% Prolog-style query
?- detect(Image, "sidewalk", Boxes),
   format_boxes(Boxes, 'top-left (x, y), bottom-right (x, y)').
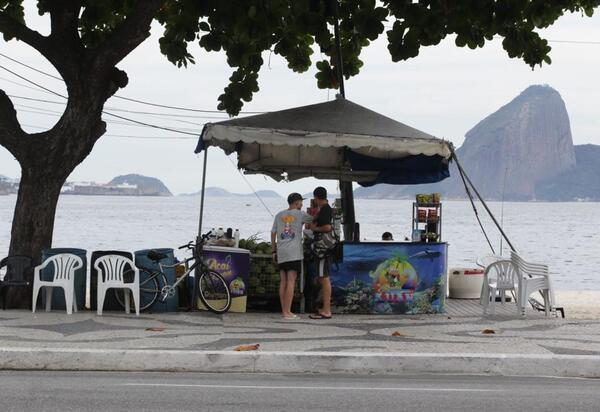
top-left (1, 306), bottom-right (600, 377)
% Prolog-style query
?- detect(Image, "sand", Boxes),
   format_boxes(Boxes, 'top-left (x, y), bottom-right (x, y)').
top-left (556, 291), bottom-right (600, 320)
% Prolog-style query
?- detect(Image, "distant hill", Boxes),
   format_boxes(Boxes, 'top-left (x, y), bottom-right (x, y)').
top-left (108, 174), bottom-right (172, 196)
top-left (355, 85), bottom-right (597, 202)
top-left (183, 186), bottom-right (282, 198)
top-left (536, 144), bottom-right (600, 201)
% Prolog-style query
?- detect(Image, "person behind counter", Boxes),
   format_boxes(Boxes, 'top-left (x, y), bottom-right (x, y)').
top-left (271, 193), bottom-right (314, 320)
top-left (309, 186), bottom-right (333, 320)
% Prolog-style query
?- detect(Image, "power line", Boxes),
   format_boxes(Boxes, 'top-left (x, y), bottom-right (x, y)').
top-left (0, 64), bottom-right (201, 137)
top-left (381, 28), bottom-right (600, 45)
top-left (546, 39), bottom-right (600, 44)
top-left (3, 92), bottom-right (229, 120)
top-left (20, 122), bottom-right (196, 139)
top-left (0, 52), bottom-right (265, 114)
top-left (111, 94), bottom-right (264, 114)
top-left (14, 106), bottom-right (204, 131)
top-left (0, 52), bottom-right (63, 80)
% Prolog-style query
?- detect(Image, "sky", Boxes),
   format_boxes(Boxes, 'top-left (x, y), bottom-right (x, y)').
top-left (1, 3), bottom-right (599, 196)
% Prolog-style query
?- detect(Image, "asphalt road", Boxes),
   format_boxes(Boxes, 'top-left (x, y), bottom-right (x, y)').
top-left (1, 371), bottom-right (600, 411)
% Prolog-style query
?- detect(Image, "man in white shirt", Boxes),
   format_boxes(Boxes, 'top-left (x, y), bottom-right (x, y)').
top-left (271, 193), bottom-right (313, 319)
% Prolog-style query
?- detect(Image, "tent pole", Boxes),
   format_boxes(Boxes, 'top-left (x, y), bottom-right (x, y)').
top-left (197, 148), bottom-right (209, 240)
top-left (333, 0), bottom-right (355, 240)
top-left (340, 181), bottom-right (356, 241)
top-left (451, 150), bottom-right (516, 252)
top-left (332, 0), bottom-right (345, 99)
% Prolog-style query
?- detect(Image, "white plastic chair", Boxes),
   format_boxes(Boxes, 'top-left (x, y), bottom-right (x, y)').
top-left (94, 255), bottom-right (140, 316)
top-left (480, 260), bottom-right (518, 315)
top-left (476, 254), bottom-right (505, 269)
top-left (32, 253), bottom-right (82, 315)
top-left (511, 251), bottom-right (556, 317)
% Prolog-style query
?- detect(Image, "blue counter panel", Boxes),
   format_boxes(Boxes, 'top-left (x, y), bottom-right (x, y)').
top-left (330, 242), bottom-right (448, 314)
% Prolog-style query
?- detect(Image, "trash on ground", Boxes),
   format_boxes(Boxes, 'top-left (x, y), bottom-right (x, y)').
top-left (234, 344), bottom-right (260, 351)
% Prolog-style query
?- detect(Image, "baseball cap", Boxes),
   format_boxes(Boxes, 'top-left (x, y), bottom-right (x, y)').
top-left (313, 186), bottom-right (327, 200)
top-left (287, 192), bottom-right (305, 204)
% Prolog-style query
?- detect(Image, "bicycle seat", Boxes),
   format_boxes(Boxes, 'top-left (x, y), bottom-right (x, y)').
top-left (147, 250), bottom-right (168, 262)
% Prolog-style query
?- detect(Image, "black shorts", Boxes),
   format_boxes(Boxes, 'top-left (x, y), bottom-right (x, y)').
top-left (278, 260), bottom-right (302, 273)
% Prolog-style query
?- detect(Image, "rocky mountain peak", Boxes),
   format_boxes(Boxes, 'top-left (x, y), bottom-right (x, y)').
top-left (456, 84), bottom-right (576, 199)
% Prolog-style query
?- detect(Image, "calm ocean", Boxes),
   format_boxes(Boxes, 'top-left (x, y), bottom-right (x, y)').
top-left (1, 195), bottom-right (598, 290)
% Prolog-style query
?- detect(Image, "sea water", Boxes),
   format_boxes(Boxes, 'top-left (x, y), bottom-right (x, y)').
top-left (1, 195), bottom-right (598, 290)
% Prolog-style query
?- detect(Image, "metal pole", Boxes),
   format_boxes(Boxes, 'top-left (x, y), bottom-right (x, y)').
top-left (332, 0), bottom-right (356, 240)
top-left (197, 147), bottom-right (209, 239)
top-left (451, 150), bottom-right (516, 252)
top-left (332, 0), bottom-right (345, 99)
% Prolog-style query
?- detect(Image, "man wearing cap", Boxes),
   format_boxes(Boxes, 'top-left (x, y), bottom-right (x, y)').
top-left (309, 186), bottom-right (334, 320)
top-left (271, 193), bottom-right (313, 319)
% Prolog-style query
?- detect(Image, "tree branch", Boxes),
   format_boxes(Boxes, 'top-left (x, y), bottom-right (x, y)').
top-left (0, 11), bottom-right (49, 52)
top-left (94, 0), bottom-right (164, 68)
top-left (0, 89), bottom-right (25, 158)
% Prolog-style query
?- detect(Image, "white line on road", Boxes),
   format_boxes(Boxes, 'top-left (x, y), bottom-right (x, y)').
top-left (123, 383), bottom-right (502, 392)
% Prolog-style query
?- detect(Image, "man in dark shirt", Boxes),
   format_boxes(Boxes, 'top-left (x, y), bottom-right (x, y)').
top-left (309, 186), bottom-right (333, 319)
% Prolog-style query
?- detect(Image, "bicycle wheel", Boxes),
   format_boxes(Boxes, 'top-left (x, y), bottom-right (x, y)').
top-left (114, 269), bottom-right (164, 312)
top-left (197, 270), bottom-right (231, 314)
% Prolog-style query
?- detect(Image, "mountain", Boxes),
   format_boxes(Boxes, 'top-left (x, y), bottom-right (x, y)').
top-left (451, 84), bottom-right (575, 199)
top-left (536, 144), bottom-right (600, 201)
top-left (108, 174), bottom-right (172, 196)
top-left (183, 187), bottom-right (282, 198)
top-left (355, 85), bottom-right (591, 201)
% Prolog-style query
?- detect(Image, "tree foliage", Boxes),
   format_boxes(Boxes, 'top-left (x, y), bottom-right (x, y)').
top-left (1, 1), bottom-right (599, 116)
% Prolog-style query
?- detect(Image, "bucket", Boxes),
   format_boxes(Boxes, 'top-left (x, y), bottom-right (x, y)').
top-left (448, 267), bottom-right (484, 299)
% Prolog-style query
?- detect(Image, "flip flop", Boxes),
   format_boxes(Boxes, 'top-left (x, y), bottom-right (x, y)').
top-left (283, 314), bottom-right (298, 320)
top-left (309, 313), bottom-right (332, 320)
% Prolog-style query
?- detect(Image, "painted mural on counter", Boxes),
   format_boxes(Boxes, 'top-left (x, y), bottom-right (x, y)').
top-left (330, 243), bottom-right (447, 314)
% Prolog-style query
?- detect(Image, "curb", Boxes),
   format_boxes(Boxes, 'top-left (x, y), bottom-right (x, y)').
top-left (2, 348), bottom-right (600, 377)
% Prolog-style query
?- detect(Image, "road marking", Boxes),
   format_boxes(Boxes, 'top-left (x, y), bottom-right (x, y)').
top-left (123, 383), bottom-right (502, 392)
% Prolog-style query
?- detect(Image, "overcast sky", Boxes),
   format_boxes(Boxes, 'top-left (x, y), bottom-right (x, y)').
top-left (1, 3), bottom-right (599, 195)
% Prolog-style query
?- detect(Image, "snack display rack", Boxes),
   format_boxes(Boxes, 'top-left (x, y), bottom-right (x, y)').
top-left (412, 194), bottom-right (442, 242)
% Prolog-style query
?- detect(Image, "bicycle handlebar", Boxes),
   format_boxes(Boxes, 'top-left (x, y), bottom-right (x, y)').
top-left (177, 231), bottom-right (213, 250)
top-left (178, 242), bottom-right (193, 250)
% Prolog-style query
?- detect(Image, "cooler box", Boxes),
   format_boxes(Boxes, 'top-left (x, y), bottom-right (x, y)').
top-left (197, 246), bottom-right (250, 313)
top-left (134, 248), bottom-right (177, 312)
top-left (40, 248), bottom-right (87, 310)
top-left (449, 267), bottom-right (484, 299)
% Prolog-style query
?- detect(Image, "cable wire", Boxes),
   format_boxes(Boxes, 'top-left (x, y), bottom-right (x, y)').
top-left (0, 52), bottom-right (265, 114)
top-left (225, 155), bottom-right (274, 217)
top-left (0, 64), bottom-right (200, 137)
top-left (455, 157), bottom-right (497, 254)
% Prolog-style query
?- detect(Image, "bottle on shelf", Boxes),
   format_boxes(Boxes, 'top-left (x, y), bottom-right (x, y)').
top-left (234, 229), bottom-right (240, 248)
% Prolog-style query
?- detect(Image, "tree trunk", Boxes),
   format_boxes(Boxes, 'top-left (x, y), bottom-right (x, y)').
top-left (5, 164), bottom-right (65, 308)
top-left (4, 104), bottom-right (104, 308)
top-left (9, 166), bottom-right (64, 259)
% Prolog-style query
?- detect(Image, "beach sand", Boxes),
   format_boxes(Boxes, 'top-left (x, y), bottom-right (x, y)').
top-left (556, 291), bottom-right (600, 320)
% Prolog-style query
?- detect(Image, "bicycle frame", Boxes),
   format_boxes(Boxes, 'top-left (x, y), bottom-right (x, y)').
top-left (158, 257), bottom-right (204, 292)
top-left (152, 242), bottom-right (211, 300)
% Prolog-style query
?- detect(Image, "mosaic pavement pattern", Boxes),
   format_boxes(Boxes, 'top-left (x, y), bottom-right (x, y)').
top-left (1, 300), bottom-right (599, 356)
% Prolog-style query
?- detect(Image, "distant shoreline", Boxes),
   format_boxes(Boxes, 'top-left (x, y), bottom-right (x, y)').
top-left (1, 193), bottom-right (598, 203)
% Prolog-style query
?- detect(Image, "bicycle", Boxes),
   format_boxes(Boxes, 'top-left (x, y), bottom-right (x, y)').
top-left (114, 231), bottom-right (232, 314)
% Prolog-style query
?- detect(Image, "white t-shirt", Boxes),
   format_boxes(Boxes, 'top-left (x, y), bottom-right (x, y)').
top-left (271, 209), bottom-right (313, 263)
